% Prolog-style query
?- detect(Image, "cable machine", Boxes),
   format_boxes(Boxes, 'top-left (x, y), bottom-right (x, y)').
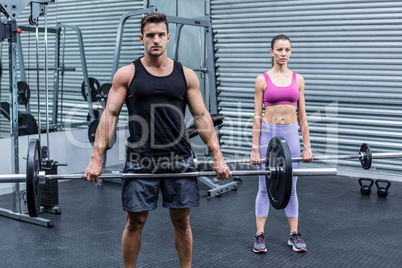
top-left (0, 0), bottom-right (55, 227)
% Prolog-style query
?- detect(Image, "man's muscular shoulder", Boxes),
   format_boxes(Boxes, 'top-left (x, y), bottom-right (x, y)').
top-left (114, 63), bottom-right (135, 87)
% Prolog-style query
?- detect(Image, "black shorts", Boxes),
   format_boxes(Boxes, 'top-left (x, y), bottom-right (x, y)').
top-left (121, 156), bottom-right (199, 212)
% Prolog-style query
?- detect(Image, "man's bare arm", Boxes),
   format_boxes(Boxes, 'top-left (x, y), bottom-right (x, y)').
top-left (184, 67), bottom-right (231, 180)
top-left (84, 64), bottom-right (132, 182)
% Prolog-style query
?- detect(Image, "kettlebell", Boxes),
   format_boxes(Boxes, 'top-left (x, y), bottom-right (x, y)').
top-left (375, 179), bottom-right (391, 197)
top-left (358, 178), bottom-right (374, 195)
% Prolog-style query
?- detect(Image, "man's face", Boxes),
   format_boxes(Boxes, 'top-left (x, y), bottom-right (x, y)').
top-left (140, 22), bottom-right (170, 57)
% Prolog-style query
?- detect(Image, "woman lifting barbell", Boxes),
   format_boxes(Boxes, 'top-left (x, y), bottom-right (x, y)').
top-left (250, 34), bottom-right (313, 253)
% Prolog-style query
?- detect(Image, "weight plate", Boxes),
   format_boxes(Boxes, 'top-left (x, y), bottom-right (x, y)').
top-left (360, 143), bottom-right (372, 170)
top-left (88, 119), bottom-right (99, 145)
top-left (265, 136), bottom-right (293, 210)
top-left (27, 139), bottom-right (42, 217)
top-left (1, 103), bottom-right (38, 136)
top-left (187, 113), bottom-right (225, 138)
top-left (18, 112), bottom-right (38, 136)
top-left (87, 109), bottom-right (101, 121)
top-left (210, 113), bottom-right (225, 127)
top-left (17, 81), bottom-right (31, 105)
top-left (87, 119), bottom-right (116, 151)
top-left (0, 101), bottom-right (10, 120)
top-left (81, 77), bottom-right (100, 102)
top-left (98, 83), bottom-right (112, 101)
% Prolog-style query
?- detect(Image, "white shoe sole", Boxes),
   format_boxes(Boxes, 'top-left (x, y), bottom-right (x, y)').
top-left (253, 247), bottom-right (267, 253)
top-left (288, 240), bottom-right (307, 252)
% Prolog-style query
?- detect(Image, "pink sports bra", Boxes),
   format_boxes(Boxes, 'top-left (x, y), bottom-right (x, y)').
top-left (263, 72), bottom-right (299, 107)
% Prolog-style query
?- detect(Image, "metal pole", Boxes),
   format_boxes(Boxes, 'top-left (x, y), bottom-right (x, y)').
top-left (35, 23), bottom-right (41, 145)
top-left (198, 154), bottom-right (363, 166)
top-left (0, 174), bottom-right (26, 183)
top-left (57, 24), bottom-right (95, 121)
top-left (180, 149), bottom-right (402, 167)
top-left (205, 15), bottom-right (218, 114)
top-left (17, 33), bottom-right (30, 113)
top-left (52, 24), bottom-right (60, 124)
top-left (42, 167), bottom-right (337, 180)
top-left (172, 24), bottom-right (184, 61)
top-left (292, 154), bottom-right (362, 162)
top-left (372, 152), bottom-right (402, 159)
top-left (60, 27), bottom-right (66, 123)
top-left (9, 20), bottom-right (20, 214)
top-left (111, 7), bottom-right (157, 80)
top-left (293, 167), bottom-right (337, 176)
top-left (16, 34), bottom-right (27, 81)
top-left (44, 5), bottom-right (50, 158)
top-left (0, 168), bottom-right (338, 183)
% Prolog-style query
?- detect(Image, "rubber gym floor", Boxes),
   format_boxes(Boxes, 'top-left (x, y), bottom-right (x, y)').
top-left (0, 174), bottom-right (401, 268)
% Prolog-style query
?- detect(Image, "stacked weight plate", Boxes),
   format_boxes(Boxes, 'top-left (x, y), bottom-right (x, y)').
top-left (40, 160), bottom-right (59, 208)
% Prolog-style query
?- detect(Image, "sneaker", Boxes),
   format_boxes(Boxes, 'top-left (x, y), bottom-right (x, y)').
top-left (253, 232), bottom-right (267, 253)
top-left (288, 232), bottom-right (307, 252)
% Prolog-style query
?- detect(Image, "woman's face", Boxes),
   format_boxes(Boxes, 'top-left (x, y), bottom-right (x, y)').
top-left (270, 39), bottom-right (292, 66)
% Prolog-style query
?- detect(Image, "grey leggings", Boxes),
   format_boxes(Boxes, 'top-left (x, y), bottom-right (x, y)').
top-left (256, 122), bottom-right (300, 218)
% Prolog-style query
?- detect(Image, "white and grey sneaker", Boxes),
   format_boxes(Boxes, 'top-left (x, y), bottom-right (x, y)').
top-left (253, 232), bottom-right (267, 253)
top-left (288, 232), bottom-right (307, 252)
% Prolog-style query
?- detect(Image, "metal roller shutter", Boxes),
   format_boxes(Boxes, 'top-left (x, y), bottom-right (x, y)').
top-left (210, 0), bottom-right (402, 179)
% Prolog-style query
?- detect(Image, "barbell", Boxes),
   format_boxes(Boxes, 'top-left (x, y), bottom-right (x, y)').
top-left (0, 138), bottom-right (338, 218)
top-left (197, 141), bottom-right (402, 171)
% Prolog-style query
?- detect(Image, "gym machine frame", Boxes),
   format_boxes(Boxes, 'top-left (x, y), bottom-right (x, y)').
top-left (0, 0), bottom-right (55, 227)
top-left (8, 23), bottom-right (96, 125)
top-left (111, 6), bottom-right (218, 112)
top-left (1, 20), bottom-right (93, 227)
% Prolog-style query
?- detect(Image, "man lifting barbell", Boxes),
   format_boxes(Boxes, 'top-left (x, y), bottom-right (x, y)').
top-left (83, 13), bottom-right (231, 268)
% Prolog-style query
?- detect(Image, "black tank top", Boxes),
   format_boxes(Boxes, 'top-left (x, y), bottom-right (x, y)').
top-left (125, 57), bottom-right (192, 160)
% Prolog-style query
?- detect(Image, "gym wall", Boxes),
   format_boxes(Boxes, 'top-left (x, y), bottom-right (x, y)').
top-left (210, 0), bottom-right (402, 180)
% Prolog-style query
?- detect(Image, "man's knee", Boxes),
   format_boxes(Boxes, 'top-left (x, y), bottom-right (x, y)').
top-left (170, 209), bottom-right (190, 230)
top-left (125, 212), bottom-right (148, 232)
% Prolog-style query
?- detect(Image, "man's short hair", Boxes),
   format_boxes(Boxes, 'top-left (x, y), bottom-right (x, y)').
top-left (141, 13), bottom-right (169, 35)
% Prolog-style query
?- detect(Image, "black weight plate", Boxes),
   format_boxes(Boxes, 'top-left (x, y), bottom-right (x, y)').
top-left (87, 119), bottom-right (116, 151)
top-left (88, 119), bottom-right (99, 146)
top-left (27, 139), bottom-right (42, 217)
top-left (187, 113), bottom-right (225, 138)
top-left (1, 104), bottom-right (38, 135)
top-left (210, 113), bottom-right (225, 127)
top-left (265, 136), bottom-right (293, 210)
top-left (18, 112), bottom-right (38, 136)
top-left (360, 143), bottom-right (372, 170)
top-left (0, 101), bottom-right (10, 120)
top-left (97, 83), bottom-right (112, 101)
top-left (187, 124), bottom-right (198, 139)
top-left (17, 81), bottom-right (31, 105)
top-left (81, 77), bottom-right (100, 102)
top-left (87, 109), bottom-right (101, 121)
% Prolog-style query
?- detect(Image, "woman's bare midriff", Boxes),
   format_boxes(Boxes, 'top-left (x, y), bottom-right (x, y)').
top-left (262, 105), bottom-right (297, 125)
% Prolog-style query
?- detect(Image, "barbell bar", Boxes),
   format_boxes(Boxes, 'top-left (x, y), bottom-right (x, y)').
top-left (0, 168), bottom-right (337, 183)
top-left (196, 153), bottom-right (370, 165)
top-left (197, 142), bottom-right (402, 171)
top-left (1, 138), bottom-right (337, 218)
